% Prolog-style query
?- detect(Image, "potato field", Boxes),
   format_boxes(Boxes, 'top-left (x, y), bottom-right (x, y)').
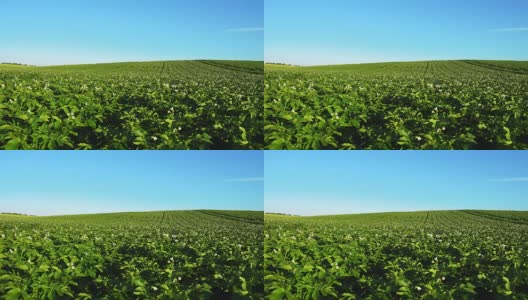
top-left (0, 210), bottom-right (264, 299)
top-left (265, 61), bottom-right (528, 149)
top-left (265, 211), bottom-right (528, 299)
top-left (0, 60), bottom-right (263, 150)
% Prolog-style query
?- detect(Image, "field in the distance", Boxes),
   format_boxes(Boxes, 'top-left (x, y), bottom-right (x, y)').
top-left (265, 210), bottom-right (528, 299)
top-left (0, 210), bottom-right (264, 299)
top-left (0, 60), bottom-right (263, 149)
top-left (265, 60), bottom-right (528, 150)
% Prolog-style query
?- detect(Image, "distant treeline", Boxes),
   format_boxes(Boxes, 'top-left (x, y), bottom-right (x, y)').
top-left (266, 212), bottom-right (299, 216)
top-left (0, 62), bottom-right (30, 66)
top-left (265, 62), bottom-right (298, 66)
top-left (1, 212), bottom-right (33, 216)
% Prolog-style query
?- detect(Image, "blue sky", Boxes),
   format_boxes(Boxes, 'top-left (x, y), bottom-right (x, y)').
top-left (0, 0), bottom-right (263, 66)
top-left (265, 151), bottom-right (528, 216)
top-left (0, 151), bottom-right (263, 216)
top-left (265, 0), bottom-right (528, 65)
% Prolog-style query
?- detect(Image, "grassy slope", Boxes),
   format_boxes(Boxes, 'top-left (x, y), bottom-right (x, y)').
top-left (0, 214), bottom-right (31, 221)
top-left (0, 64), bottom-right (34, 71)
top-left (264, 213), bottom-right (302, 222)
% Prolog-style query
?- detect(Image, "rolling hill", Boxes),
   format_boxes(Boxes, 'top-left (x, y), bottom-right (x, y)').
top-left (0, 60), bottom-right (264, 150)
top-left (265, 60), bottom-right (528, 150)
top-left (265, 210), bottom-right (528, 298)
top-left (0, 210), bottom-right (264, 299)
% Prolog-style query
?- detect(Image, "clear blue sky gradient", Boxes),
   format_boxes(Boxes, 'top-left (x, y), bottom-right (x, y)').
top-left (0, 151), bottom-right (263, 216)
top-left (0, 0), bottom-right (263, 66)
top-left (265, 0), bottom-right (528, 65)
top-left (265, 151), bottom-right (528, 216)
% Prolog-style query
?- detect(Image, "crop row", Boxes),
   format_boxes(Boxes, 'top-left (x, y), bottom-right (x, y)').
top-left (265, 60), bottom-right (528, 149)
top-left (0, 211), bottom-right (264, 299)
top-left (265, 211), bottom-right (528, 299)
top-left (0, 61), bottom-right (263, 149)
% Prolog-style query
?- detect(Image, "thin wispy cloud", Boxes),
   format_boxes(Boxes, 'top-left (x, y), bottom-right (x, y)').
top-left (225, 27), bottom-right (264, 33)
top-left (224, 177), bottom-right (264, 182)
top-left (489, 27), bottom-right (528, 33)
top-left (489, 177), bottom-right (528, 182)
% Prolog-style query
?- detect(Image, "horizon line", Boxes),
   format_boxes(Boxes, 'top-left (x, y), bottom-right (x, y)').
top-left (1, 58), bottom-right (265, 67)
top-left (265, 208), bottom-right (528, 217)
top-left (264, 58), bottom-right (528, 67)
top-left (1, 208), bottom-right (265, 217)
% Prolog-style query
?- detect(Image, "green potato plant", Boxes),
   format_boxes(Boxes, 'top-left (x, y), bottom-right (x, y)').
top-left (0, 210), bottom-right (264, 299)
top-left (265, 211), bottom-right (528, 299)
top-left (265, 60), bottom-right (528, 149)
top-left (0, 60), bottom-right (264, 150)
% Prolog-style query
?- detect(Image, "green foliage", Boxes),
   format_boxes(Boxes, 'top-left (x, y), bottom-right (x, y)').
top-left (265, 210), bottom-right (528, 299)
top-left (0, 60), bottom-right (263, 149)
top-left (0, 210), bottom-right (264, 299)
top-left (265, 60), bottom-right (528, 149)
